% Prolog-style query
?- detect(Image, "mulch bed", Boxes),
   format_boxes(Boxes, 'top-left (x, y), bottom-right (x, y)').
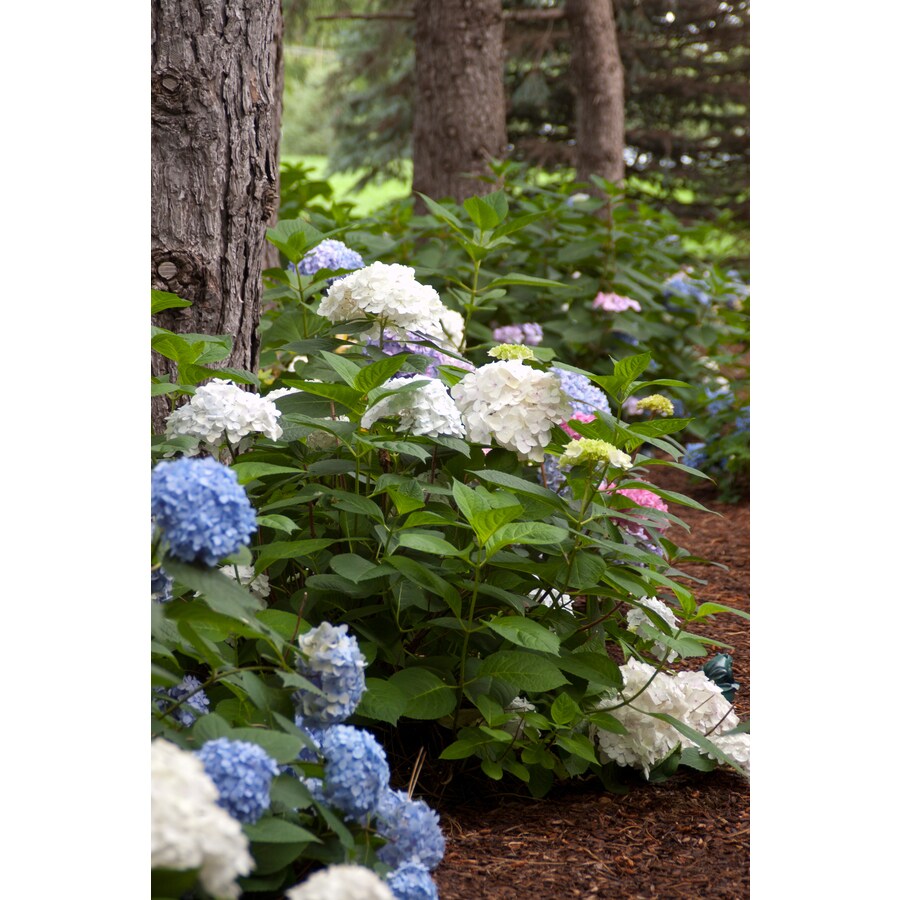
top-left (431, 469), bottom-right (750, 899)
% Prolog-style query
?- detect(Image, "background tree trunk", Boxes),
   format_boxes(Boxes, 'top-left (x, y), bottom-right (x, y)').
top-left (411, 0), bottom-right (507, 205)
top-left (151, 0), bottom-right (282, 434)
top-left (566, 0), bottom-right (625, 186)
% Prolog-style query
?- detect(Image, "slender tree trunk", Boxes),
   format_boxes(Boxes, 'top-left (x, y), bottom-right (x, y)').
top-left (566, 0), bottom-right (625, 186)
top-left (412, 0), bottom-right (507, 205)
top-left (151, 0), bottom-right (282, 434)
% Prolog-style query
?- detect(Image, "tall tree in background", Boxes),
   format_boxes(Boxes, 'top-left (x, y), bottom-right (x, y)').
top-left (566, 0), bottom-right (625, 185)
top-left (411, 0), bottom-right (507, 202)
top-left (151, 0), bottom-right (283, 431)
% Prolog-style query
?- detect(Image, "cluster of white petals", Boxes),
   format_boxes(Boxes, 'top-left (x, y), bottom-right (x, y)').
top-left (626, 597), bottom-right (680, 662)
top-left (451, 360), bottom-right (571, 462)
top-left (317, 262), bottom-right (448, 342)
top-left (437, 308), bottom-right (466, 353)
top-left (285, 865), bottom-right (395, 900)
top-left (528, 586), bottom-right (575, 611)
top-left (361, 377), bottom-right (465, 438)
top-left (592, 659), bottom-right (750, 778)
top-left (151, 739), bottom-right (254, 899)
top-left (166, 379), bottom-right (282, 448)
top-left (220, 564), bottom-right (271, 602)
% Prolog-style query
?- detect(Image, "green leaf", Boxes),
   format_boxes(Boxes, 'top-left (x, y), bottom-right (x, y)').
top-left (383, 555), bottom-right (461, 615)
top-left (613, 352), bottom-right (653, 387)
top-left (354, 677), bottom-right (408, 726)
top-left (484, 273), bottom-right (564, 290)
top-left (678, 747), bottom-right (719, 772)
top-left (191, 712), bottom-right (233, 743)
top-left (355, 353), bottom-right (411, 394)
top-left (566, 552), bottom-right (607, 591)
top-left (253, 539), bottom-right (335, 572)
top-left (255, 514), bottom-right (299, 535)
top-left (320, 350), bottom-right (362, 388)
top-left (485, 521), bottom-right (568, 557)
top-left (389, 668), bottom-right (456, 719)
top-left (266, 218), bottom-right (324, 262)
top-left (151, 289), bottom-right (191, 315)
top-left (416, 193), bottom-right (468, 232)
top-left (479, 650), bottom-right (569, 691)
top-left (230, 462), bottom-right (300, 484)
top-left (491, 210), bottom-right (545, 239)
top-left (162, 560), bottom-right (261, 624)
top-left (550, 692), bottom-right (581, 726)
top-left (645, 712), bottom-right (748, 777)
top-left (480, 189), bottom-right (509, 223)
top-left (468, 505), bottom-right (524, 544)
top-left (395, 531), bottom-right (466, 557)
top-left (555, 732), bottom-right (598, 764)
top-left (269, 774), bottom-right (315, 810)
top-left (556, 651), bottom-right (623, 689)
top-left (464, 195), bottom-right (502, 230)
top-left (486, 616), bottom-right (561, 655)
top-left (695, 602), bottom-right (750, 621)
top-left (481, 758), bottom-right (504, 780)
top-left (284, 379), bottom-right (365, 412)
top-left (587, 711), bottom-right (629, 735)
top-left (243, 818), bottom-right (320, 844)
top-left (229, 728), bottom-right (305, 763)
top-left (471, 469), bottom-right (566, 509)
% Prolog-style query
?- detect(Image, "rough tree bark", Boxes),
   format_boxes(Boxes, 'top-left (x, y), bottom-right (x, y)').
top-left (411, 0), bottom-right (508, 205)
top-left (151, 0), bottom-right (282, 433)
top-left (566, 0), bottom-right (625, 186)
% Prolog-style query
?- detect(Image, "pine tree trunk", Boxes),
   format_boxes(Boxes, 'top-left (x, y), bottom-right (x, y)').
top-left (567, 0), bottom-right (625, 186)
top-left (411, 0), bottom-right (507, 205)
top-left (151, 0), bottom-right (282, 434)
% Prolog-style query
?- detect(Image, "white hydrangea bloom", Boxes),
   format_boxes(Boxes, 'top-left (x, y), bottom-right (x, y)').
top-left (626, 596), bottom-right (680, 662)
top-left (451, 360), bottom-right (571, 462)
top-left (151, 739), bottom-right (254, 899)
top-left (501, 696), bottom-right (537, 738)
top-left (266, 386), bottom-right (301, 401)
top-left (437, 308), bottom-right (466, 352)
top-left (220, 564), bottom-right (271, 602)
top-left (286, 865), bottom-right (395, 900)
top-left (166, 379), bottom-right (283, 447)
top-left (317, 262), bottom-right (448, 342)
top-left (528, 586), bottom-right (574, 611)
top-left (361, 376), bottom-right (465, 438)
top-left (592, 659), bottom-right (750, 778)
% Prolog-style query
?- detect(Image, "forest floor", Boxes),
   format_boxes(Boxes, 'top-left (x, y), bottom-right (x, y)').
top-left (431, 468), bottom-right (750, 900)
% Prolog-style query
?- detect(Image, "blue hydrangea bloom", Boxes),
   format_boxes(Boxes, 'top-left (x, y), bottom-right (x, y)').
top-left (663, 271), bottom-right (711, 306)
top-left (682, 442), bottom-right (708, 470)
top-left (551, 367), bottom-right (611, 416)
top-left (321, 725), bottom-right (390, 821)
top-left (294, 713), bottom-right (326, 762)
top-left (150, 566), bottom-right (173, 603)
top-left (290, 239), bottom-right (365, 287)
top-left (375, 788), bottom-right (445, 871)
top-left (151, 457), bottom-right (257, 566)
top-left (387, 862), bottom-right (439, 900)
top-left (155, 674), bottom-right (210, 727)
top-left (734, 405), bottom-right (750, 434)
top-left (705, 385), bottom-right (734, 416)
top-left (611, 331), bottom-right (640, 348)
top-left (540, 454), bottom-right (568, 495)
top-left (293, 622), bottom-right (368, 726)
top-left (196, 737), bottom-right (280, 824)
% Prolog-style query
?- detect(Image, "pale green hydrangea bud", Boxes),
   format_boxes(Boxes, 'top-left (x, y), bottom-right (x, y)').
top-left (560, 438), bottom-right (632, 469)
top-left (635, 394), bottom-right (674, 416)
top-left (488, 343), bottom-right (536, 361)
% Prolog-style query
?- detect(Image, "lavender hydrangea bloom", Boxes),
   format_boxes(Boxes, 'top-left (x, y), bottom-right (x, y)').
top-left (321, 726), bottom-right (390, 820)
top-left (151, 566), bottom-right (173, 603)
top-left (540, 454), bottom-right (568, 495)
top-left (492, 323), bottom-right (543, 346)
top-left (682, 442), bottom-right (708, 470)
top-left (551, 367), bottom-right (611, 416)
top-left (151, 457), bottom-right (257, 566)
top-left (293, 239), bottom-right (365, 286)
top-left (293, 623), bottom-right (367, 726)
top-left (374, 788), bottom-right (446, 870)
top-left (663, 271), bottom-right (711, 306)
top-left (156, 674), bottom-right (210, 727)
top-left (196, 738), bottom-right (280, 824)
top-left (386, 862), bottom-right (439, 900)
top-left (734, 405), bottom-right (750, 433)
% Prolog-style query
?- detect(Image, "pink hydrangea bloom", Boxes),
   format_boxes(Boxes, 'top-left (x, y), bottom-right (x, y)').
top-left (560, 411), bottom-right (596, 439)
top-left (601, 482), bottom-right (669, 539)
top-left (593, 292), bottom-right (641, 313)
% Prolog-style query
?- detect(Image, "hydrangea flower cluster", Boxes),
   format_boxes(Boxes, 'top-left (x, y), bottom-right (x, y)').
top-left (540, 453), bottom-right (566, 494)
top-left (151, 457), bottom-right (257, 566)
top-left (285, 865), bottom-right (395, 900)
top-left (559, 438), bottom-right (632, 470)
top-left (361, 376), bottom-right (466, 438)
top-left (165, 379), bottom-right (283, 448)
top-left (592, 658), bottom-right (750, 777)
top-left (682, 442), bottom-right (708, 470)
top-left (501, 696), bottom-right (537, 738)
top-left (625, 596), bottom-right (681, 662)
top-left (551, 367), bottom-right (611, 416)
top-left (488, 342), bottom-right (536, 361)
top-left (593, 291), bottom-right (642, 313)
top-left (293, 714), bottom-right (326, 763)
top-left (151, 739), bottom-right (254, 899)
top-left (151, 565), bottom-right (173, 603)
top-left (663, 270), bottom-right (711, 306)
top-left (156, 674), bottom-right (210, 727)
top-left (375, 788), bottom-right (446, 870)
top-left (369, 333), bottom-right (471, 379)
top-left (528, 585), bottom-right (575, 611)
top-left (195, 738), bottom-right (280, 824)
top-left (734, 405), bottom-right (750, 433)
top-left (317, 262), bottom-right (449, 343)
top-left (604, 483), bottom-right (670, 540)
top-left (295, 239), bottom-right (365, 280)
top-left (387, 862), bottom-right (439, 900)
top-left (635, 394), bottom-right (675, 416)
top-left (293, 622), bottom-right (368, 726)
top-left (705, 382), bottom-right (734, 416)
top-left (560, 410), bottom-right (596, 439)
top-left (451, 360), bottom-right (571, 462)
top-left (320, 725), bottom-right (391, 820)
top-left (220, 563), bottom-right (271, 601)
top-left (492, 322), bottom-right (543, 345)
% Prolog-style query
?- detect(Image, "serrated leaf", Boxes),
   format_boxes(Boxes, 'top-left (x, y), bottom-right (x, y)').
top-left (486, 616), bottom-right (560, 655)
top-left (355, 678), bottom-right (410, 726)
top-left (479, 651), bottom-right (568, 691)
top-left (229, 728), bottom-right (305, 763)
top-left (555, 732), bottom-right (598, 764)
top-left (243, 817), bottom-right (320, 844)
top-left (253, 539), bottom-right (335, 572)
top-left (152, 289), bottom-right (192, 314)
top-left (556, 651), bottom-right (623, 689)
top-left (230, 462), bottom-right (300, 484)
top-left (645, 712), bottom-right (748, 777)
top-left (389, 668), bottom-right (456, 719)
top-left (550, 692), bottom-right (581, 726)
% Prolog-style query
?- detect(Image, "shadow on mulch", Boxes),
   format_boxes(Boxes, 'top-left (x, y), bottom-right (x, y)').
top-left (427, 469), bottom-right (750, 900)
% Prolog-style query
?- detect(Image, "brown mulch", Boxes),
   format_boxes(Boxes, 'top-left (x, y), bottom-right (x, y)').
top-left (432, 469), bottom-right (750, 900)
